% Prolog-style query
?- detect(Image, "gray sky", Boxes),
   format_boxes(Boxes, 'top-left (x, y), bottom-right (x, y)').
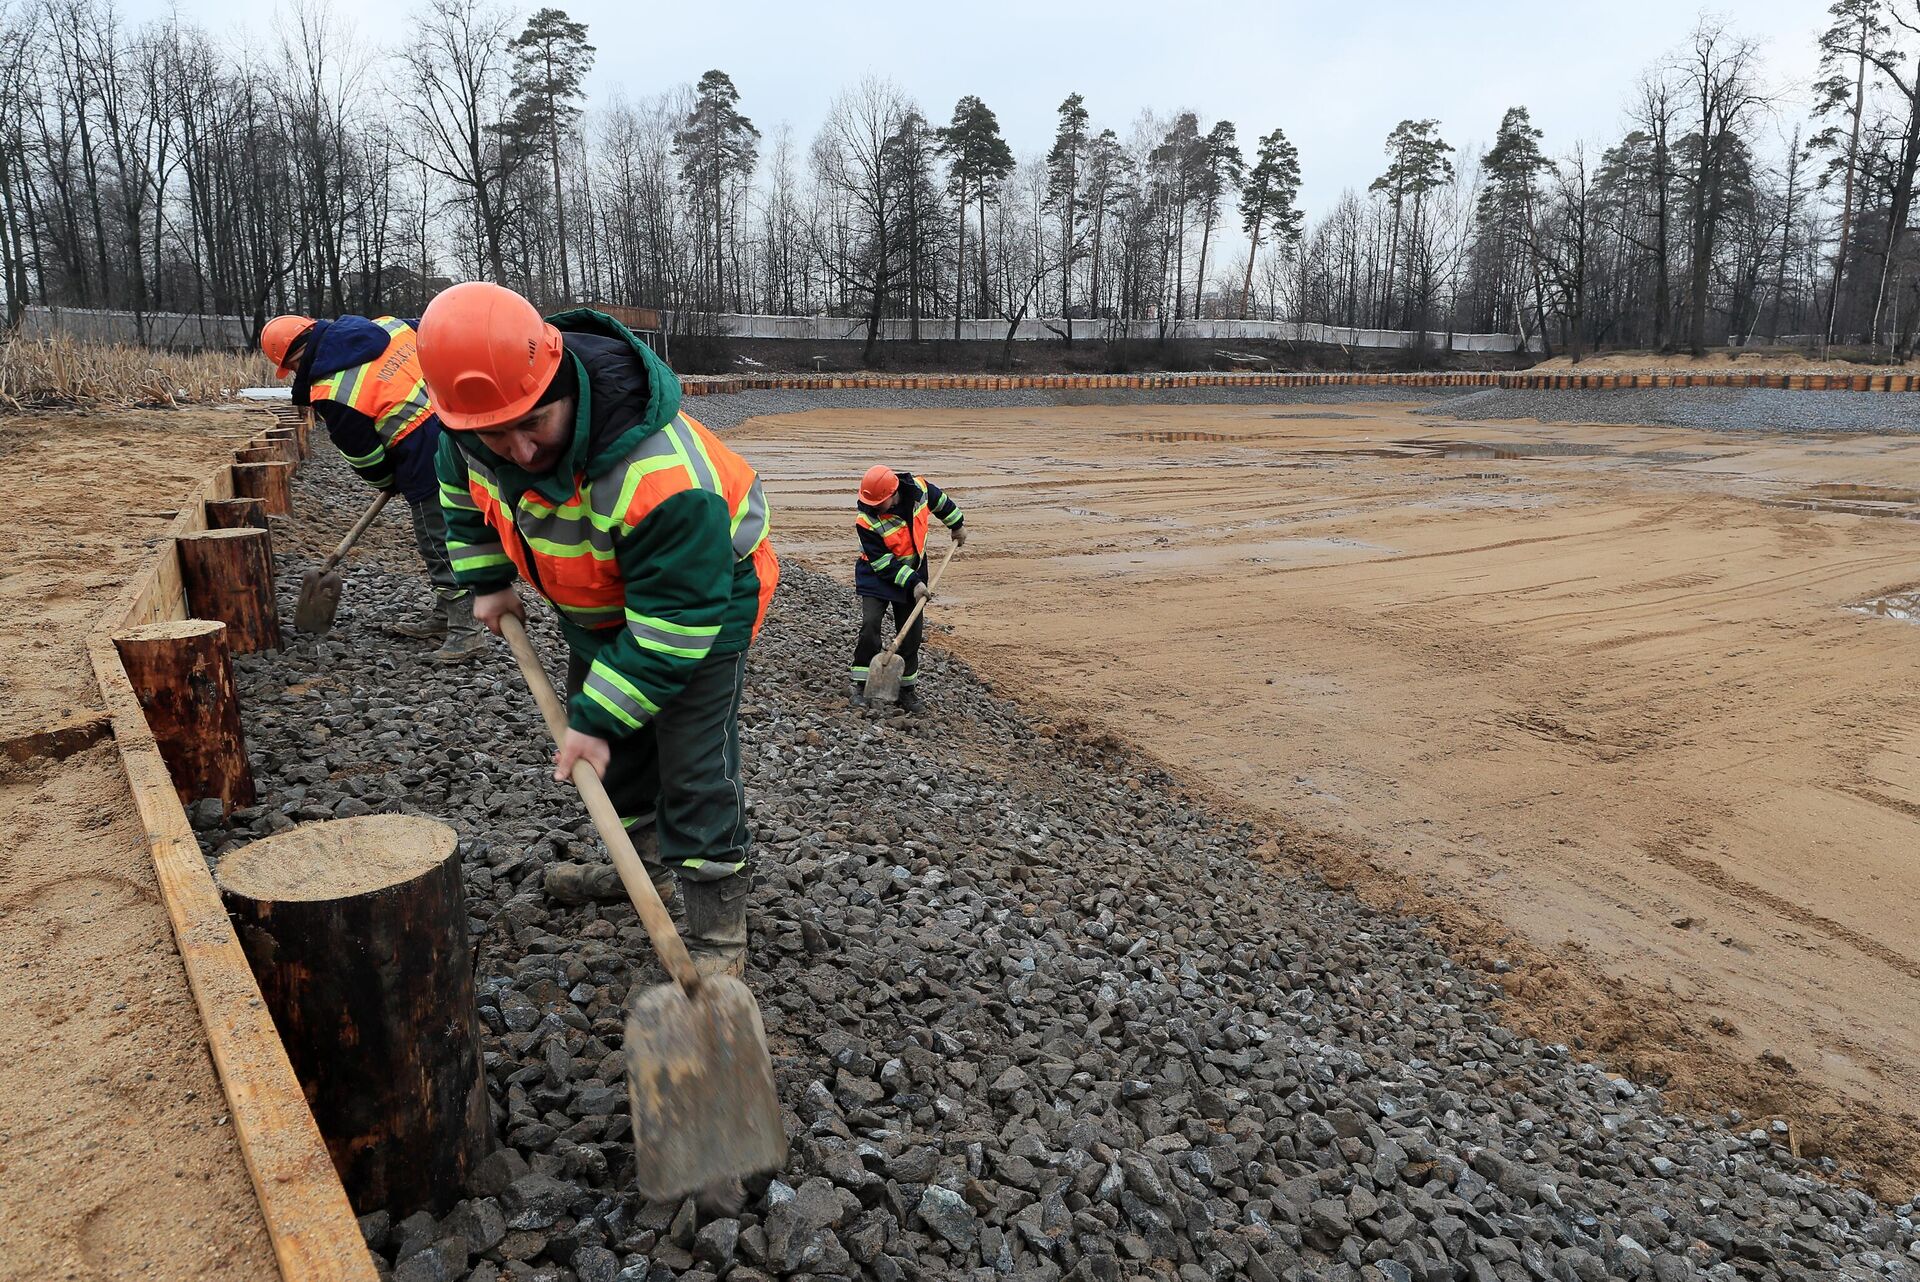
top-left (130, 0), bottom-right (1828, 219)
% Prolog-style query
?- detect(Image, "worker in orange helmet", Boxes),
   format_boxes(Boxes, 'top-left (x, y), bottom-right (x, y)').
top-left (261, 312), bottom-right (486, 662)
top-left (417, 282), bottom-right (777, 981)
top-left (849, 464), bottom-right (965, 711)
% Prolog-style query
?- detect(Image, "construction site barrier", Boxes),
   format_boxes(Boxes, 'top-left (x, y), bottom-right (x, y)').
top-left (675, 370), bottom-right (1919, 396)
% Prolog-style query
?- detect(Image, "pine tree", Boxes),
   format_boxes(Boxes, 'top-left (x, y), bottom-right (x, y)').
top-left (507, 7), bottom-right (594, 303)
top-left (1046, 92), bottom-right (1089, 340)
top-left (1477, 107), bottom-right (1550, 338)
top-left (1371, 119), bottom-right (1454, 327)
top-left (1808, 0), bottom-right (1888, 342)
top-left (1238, 127), bottom-right (1302, 318)
top-left (1190, 120), bottom-right (1243, 317)
top-left (938, 94), bottom-right (1013, 334)
top-left (673, 70), bottom-right (759, 312)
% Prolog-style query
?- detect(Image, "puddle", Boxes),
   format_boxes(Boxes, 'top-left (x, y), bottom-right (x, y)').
top-left (1301, 439), bottom-right (1615, 462)
top-left (1853, 593), bottom-right (1920, 623)
top-left (1768, 484), bottom-right (1920, 519)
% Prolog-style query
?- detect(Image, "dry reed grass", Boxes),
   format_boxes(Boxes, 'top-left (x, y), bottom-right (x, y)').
top-left (0, 334), bottom-right (273, 411)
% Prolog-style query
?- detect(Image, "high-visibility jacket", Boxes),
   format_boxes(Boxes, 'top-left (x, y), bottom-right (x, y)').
top-left (438, 312), bottom-right (777, 738)
top-left (855, 472), bottom-right (962, 602)
top-left (305, 315), bottom-right (437, 497)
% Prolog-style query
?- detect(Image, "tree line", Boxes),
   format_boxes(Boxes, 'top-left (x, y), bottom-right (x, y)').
top-left (2, 0), bottom-right (1917, 360)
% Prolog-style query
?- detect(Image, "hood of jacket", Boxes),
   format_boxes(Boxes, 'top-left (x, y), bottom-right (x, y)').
top-left (289, 315), bottom-right (394, 404)
top-left (460, 308), bottom-right (683, 505)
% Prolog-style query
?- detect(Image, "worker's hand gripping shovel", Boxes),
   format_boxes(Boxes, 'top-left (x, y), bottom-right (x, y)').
top-left (865, 541), bottom-right (958, 705)
top-left (499, 615), bottom-right (788, 1203)
top-left (294, 491), bottom-right (393, 634)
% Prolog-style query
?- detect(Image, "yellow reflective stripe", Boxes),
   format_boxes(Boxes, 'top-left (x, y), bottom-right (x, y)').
top-left (674, 417), bottom-right (721, 493)
top-left (600, 452), bottom-right (688, 532)
top-left (524, 533), bottom-right (614, 561)
top-left (341, 443), bottom-right (386, 467)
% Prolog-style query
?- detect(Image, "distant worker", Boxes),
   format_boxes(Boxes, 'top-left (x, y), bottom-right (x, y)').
top-left (262, 313), bottom-right (486, 663)
top-left (417, 283), bottom-right (778, 980)
top-left (849, 465), bottom-right (965, 710)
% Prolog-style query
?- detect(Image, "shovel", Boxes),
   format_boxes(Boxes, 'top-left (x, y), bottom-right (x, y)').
top-left (865, 542), bottom-right (957, 705)
top-left (499, 613), bottom-right (788, 1202)
top-left (293, 491), bottom-right (393, 633)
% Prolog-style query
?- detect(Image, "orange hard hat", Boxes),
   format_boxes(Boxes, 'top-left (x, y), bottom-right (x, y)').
top-left (859, 466), bottom-right (899, 506)
top-left (416, 282), bottom-right (565, 431)
top-left (261, 314), bottom-right (314, 376)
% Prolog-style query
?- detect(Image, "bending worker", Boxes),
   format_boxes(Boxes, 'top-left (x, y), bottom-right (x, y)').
top-left (416, 282), bottom-right (778, 980)
top-left (850, 465), bottom-right (965, 710)
top-left (262, 313), bottom-right (486, 663)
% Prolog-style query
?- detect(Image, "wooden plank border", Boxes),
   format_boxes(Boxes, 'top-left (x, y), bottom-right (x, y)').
top-left (88, 407), bottom-right (377, 1282)
top-left (674, 369), bottom-right (1920, 396)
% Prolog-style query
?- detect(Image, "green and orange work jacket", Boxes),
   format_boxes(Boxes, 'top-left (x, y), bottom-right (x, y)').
top-left (855, 472), bottom-right (963, 603)
top-left (437, 310), bottom-right (777, 738)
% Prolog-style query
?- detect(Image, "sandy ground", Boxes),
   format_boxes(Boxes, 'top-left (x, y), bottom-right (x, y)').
top-left (0, 407), bottom-right (275, 1277)
top-left (734, 399), bottom-right (1920, 1191)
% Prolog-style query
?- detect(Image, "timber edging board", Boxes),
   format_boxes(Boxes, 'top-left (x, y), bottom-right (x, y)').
top-left (673, 369), bottom-right (1920, 395)
top-left (88, 404), bottom-right (376, 1282)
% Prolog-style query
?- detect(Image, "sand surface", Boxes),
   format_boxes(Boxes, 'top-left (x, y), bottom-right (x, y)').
top-left (0, 407), bottom-right (275, 1277)
top-left (737, 399), bottom-right (1920, 1189)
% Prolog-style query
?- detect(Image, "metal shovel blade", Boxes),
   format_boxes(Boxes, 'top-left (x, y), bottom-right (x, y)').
top-left (293, 567), bottom-right (344, 634)
top-left (625, 974), bottom-right (788, 1203)
top-left (864, 651), bottom-right (906, 704)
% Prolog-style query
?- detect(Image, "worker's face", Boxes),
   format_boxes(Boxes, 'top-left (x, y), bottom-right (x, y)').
top-left (473, 399), bottom-right (573, 473)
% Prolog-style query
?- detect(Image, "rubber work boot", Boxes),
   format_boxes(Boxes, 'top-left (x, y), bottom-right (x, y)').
top-left (544, 860), bottom-right (676, 910)
top-left (431, 595), bottom-right (489, 664)
top-left (848, 680), bottom-right (867, 707)
top-left (681, 876), bottom-right (749, 980)
top-left (897, 685), bottom-right (921, 713)
top-left (388, 602), bottom-right (447, 639)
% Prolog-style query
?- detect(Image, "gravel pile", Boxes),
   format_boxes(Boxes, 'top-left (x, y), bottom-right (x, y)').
top-left (1430, 388), bottom-right (1920, 435)
top-left (194, 446), bottom-right (1920, 1282)
top-left (683, 385), bottom-right (1452, 432)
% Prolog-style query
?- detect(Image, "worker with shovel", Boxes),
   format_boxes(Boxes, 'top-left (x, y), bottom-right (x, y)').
top-left (417, 282), bottom-right (778, 980)
top-left (262, 313), bottom-right (487, 663)
top-left (849, 465), bottom-right (965, 710)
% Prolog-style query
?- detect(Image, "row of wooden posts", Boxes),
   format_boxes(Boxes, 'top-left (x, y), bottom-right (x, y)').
top-left (112, 408), bottom-right (491, 1223)
top-left (676, 368), bottom-right (1920, 395)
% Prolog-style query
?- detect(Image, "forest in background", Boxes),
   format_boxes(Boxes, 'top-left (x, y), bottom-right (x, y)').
top-left (2, 0), bottom-right (1918, 362)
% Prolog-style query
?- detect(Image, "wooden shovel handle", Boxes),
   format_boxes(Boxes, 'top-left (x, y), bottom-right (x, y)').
top-left (882, 541), bottom-right (958, 660)
top-left (320, 491), bottom-right (393, 573)
top-left (500, 613), bottom-right (702, 993)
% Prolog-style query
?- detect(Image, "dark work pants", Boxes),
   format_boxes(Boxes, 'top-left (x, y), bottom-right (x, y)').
top-left (850, 595), bottom-right (923, 687)
top-left (406, 496), bottom-right (467, 607)
top-left (565, 648), bottom-right (751, 885)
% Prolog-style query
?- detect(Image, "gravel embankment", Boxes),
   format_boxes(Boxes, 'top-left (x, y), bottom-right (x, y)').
top-left (678, 381), bottom-right (1920, 437)
top-left (195, 444), bottom-right (1920, 1282)
top-left (1429, 387), bottom-right (1920, 434)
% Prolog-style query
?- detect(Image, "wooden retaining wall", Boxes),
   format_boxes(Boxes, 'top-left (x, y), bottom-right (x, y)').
top-left (88, 404), bottom-right (374, 1282)
top-left (676, 370), bottom-right (1920, 395)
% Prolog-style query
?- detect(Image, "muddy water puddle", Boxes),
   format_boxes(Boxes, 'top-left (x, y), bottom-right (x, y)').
top-left (1853, 593), bottom-right (1920, 623)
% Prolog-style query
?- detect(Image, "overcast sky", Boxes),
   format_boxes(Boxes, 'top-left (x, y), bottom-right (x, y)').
top-left (124, 0), bottom-right (1829, 221)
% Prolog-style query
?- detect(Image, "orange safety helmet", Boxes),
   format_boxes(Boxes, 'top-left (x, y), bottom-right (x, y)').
top-left (859, 465), bottom-right (900, 506)
top-left (416, 282), bottom-right (565, 431)
top-left (261, 314), bottom-right (315, 376)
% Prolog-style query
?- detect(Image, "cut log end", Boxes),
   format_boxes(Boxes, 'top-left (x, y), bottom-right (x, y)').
top-left (218, 815), bottom-right (457, 903)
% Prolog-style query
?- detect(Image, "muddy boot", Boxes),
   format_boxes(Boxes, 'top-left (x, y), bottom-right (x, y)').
top-left (388, 603), bottom-right (447, 639)
top-left (681, 875), bottom-right (749, 980)
top-left (898, 684), bottom-right (921, 713)
top-left (546, 860), bottom-right (675, 909)
top-left (848, 680), bottom-right (867, 707)
top-left (431, 595), bottom-right (489, 664)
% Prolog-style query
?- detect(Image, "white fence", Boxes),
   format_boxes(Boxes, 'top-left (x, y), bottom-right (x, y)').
top-left (701, 312), bottom-right (1541, 353)
top-left (15, 303), bottom-right (1541, 355)
top-left (18, 304), bottom-right (255, 349)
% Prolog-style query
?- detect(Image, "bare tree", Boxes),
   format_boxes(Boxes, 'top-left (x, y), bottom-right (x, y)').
top-left (402, 0), bottom-right (522, 281)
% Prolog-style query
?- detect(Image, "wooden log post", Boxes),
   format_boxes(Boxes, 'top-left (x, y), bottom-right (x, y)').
top-left (266, 428), bottom-right (301, 465)
top-left (236, 446), bottom-right (283, 466)
top-left (233, 461), bottom-right (293, 516)
top-left (113, 620), bottom-right (256, 813)
top-left (205, 496), bottom-right (268, 530)
top-left (177, 528), bottom-right (281, 653)
top-left (217, 816), bottom-right (493, 1215)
